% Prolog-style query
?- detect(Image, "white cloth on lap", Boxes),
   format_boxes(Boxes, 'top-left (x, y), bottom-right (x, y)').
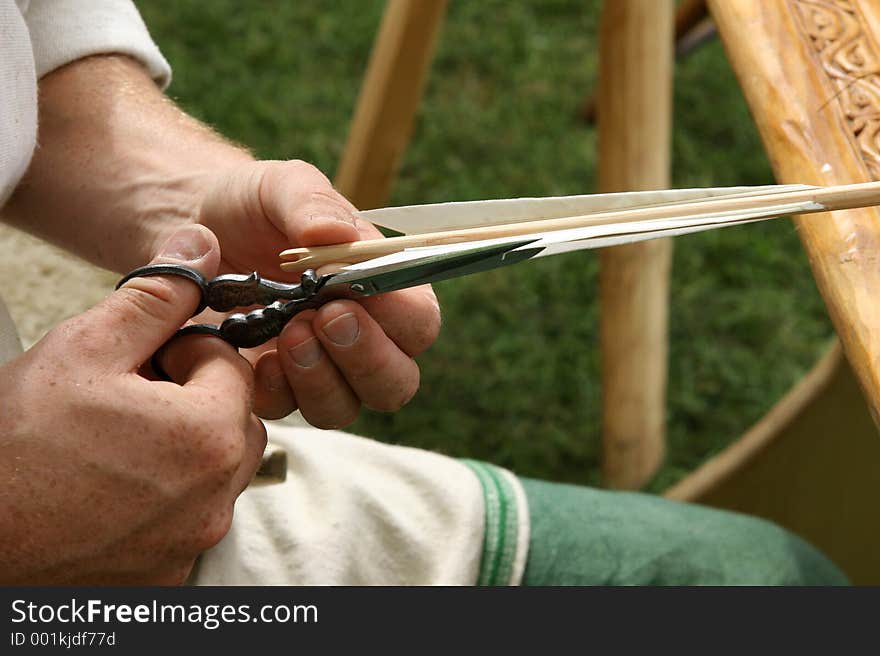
top-left (190, 423), bottom-right (529, 585)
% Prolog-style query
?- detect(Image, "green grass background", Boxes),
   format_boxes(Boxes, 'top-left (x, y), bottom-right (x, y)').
top-left (140, 0), bottom-right (834, 492)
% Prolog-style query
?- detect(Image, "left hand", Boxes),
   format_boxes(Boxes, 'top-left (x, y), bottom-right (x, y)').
top-left (189, 159), bottom-right (441, 428)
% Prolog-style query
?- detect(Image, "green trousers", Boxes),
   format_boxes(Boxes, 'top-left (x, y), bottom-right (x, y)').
top-left (519, 477), bottom-right (849, 586)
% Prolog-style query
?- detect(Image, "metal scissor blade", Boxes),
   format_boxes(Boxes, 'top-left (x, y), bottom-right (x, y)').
top-left (321, 239), bottom-right (543, 296)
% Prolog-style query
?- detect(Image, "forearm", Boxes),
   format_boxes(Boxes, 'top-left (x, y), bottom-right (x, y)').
top-left (2, 55), bottom-right (253, 273)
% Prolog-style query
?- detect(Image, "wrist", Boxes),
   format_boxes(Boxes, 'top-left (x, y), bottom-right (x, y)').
top-left (134, 157), bottom-right (254, 269)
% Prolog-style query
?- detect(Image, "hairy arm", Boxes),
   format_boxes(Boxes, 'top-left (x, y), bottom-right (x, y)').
top-left (3, 55), bottom-right (251, 272)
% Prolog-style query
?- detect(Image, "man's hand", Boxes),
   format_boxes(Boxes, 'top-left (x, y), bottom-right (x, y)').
top-left (193, 160), bottom-right (441, 427)
top-left (0, 225), bottom-right (265, 584)
top-left (3, 56), bottom-right (440, 429)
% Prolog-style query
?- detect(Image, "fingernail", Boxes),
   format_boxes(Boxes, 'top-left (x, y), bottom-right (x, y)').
top-left (288, 337), bottom-right (323, 368)
top-left (312, 212), bottom-right (356, 226)
top-left (322, 312), bottom-right (359, 346)
top-left (158, 225), bottom-right (211, 262)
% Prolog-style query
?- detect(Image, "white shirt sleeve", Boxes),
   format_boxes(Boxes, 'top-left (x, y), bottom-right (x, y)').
top-left (21, 0), bottom-right (171, 88)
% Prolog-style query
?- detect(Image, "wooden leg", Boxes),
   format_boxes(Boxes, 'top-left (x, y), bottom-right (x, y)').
top-left (598, 0), bottom-right (675, 490)
top-left (666, 343), bottom-right (880, 584)
top-left (708, 0), bottom-right (880, 428)
top-left (666, 0), bottom-right (880, 584)
top-left (581, 0), bottom-right (708, 123)
top-left (335, 0), bottom-right (448, 210)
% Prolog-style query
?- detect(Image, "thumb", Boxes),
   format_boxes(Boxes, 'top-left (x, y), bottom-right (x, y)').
top-left (84, 224), bottom-right (221, 370)
top-left (252, 160), bottom-right (366, 247)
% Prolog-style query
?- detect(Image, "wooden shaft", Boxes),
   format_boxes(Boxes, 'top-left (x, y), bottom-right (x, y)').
top-left (708, 0), bottom-right (880, 428)
top-left (580, 0), bottom-right (708, 122)
top-left (334, 0), bottom-right (448, 210)
top-left (279, 180), bottom-right (880, 268)
top-left (597, 0), bottom-right (675, 490)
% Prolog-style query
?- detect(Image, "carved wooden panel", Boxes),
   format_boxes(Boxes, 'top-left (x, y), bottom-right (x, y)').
top-left (791, 0), bottom-right (880, 178)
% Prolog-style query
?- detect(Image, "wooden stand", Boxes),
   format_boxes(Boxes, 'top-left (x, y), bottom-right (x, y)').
top-left (334, 0), bottom-right (448, 210)
top-left (669, 0), bottom-right (880, 583)
top-left (580, 0), bottom-right (711, 123)
top-left (597, 0), bottom-right (675, 489)
top-left (667, 343), bottom-right (880, 583)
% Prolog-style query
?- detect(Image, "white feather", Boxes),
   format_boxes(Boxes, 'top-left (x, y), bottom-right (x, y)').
top-left (335, 197), bottom-right (817, 276)
top-left (360, 184), bottom-right (815, 235)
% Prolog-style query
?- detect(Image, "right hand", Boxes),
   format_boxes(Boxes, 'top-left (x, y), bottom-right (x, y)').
top-left (188, 159), bottom-right (441, 427)
top-left (0, 225), bottom-right (265, 584)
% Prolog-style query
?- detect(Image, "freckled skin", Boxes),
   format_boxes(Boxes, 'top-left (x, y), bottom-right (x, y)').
top-left (0, 227), bottom-right (265, 584)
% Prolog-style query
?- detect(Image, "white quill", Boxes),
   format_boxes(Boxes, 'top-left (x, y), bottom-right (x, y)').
top-left (279, 181), bottom-right (880, 273)
top-left (361, 184), bottom-right (813, 234)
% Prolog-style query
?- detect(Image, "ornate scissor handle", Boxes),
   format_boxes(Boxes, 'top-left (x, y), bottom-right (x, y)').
top-left (116, 264), bottom-right (326, 350)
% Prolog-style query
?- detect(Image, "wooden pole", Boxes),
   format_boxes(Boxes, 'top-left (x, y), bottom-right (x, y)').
top-left (707, 0), bottom-right (880, 428)
top-left (334, 0), bottom-right (448, 210)
top-left (580, 0), bottom-right (709, 123)
top-left (597, 0), bottom-right (675, 489)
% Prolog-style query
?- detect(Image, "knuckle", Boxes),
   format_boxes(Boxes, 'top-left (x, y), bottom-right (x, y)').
top-left (115, 278), bottom-right (181, 323)
top-left (286, 158), bottom-right (323, 180)
top-left (307, 187), bottom-right (344, 207)
top-left (213, 435), bottom-right (247, 475)
top-left (281, 161), bottom-right (345, 204)
top-left (268, 158), bottom-right (330, 192)
top-left (193, 420), bottom-right (247, 475)
top-left (252, 417), bottom-right (269, 451)
top-left (304, 402), bottom-right (360, 431)
top-left (236, 357), bottom-right (257, 397)
top-left (347, 347), bottom-right (394, 381)
top-left (154, 563), bottom-right (195, 586)
top-left (367, 369), bottom-right (420, 413)
top-left (406, 296), bottom-right (442, 356)
top-left (365, 398), bottom-right (400, 413)
top-left (332, 408), bottom-right (360, 430)
top-left (193, 509), bottom-right (234, 552)
top-left (255, 398), bottom-right (297, 421)
top-left (209, 355), bottom-right (255, 407)
top-left (409, 315), bottom-right (441, 356)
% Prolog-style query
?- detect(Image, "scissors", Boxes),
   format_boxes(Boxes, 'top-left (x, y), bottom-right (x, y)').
top-left (116, 239), bottom-right (543, 353)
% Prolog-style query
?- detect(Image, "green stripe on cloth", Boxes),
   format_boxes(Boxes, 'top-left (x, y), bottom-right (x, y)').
top-left (461, 460), bottom-right (520, 586)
